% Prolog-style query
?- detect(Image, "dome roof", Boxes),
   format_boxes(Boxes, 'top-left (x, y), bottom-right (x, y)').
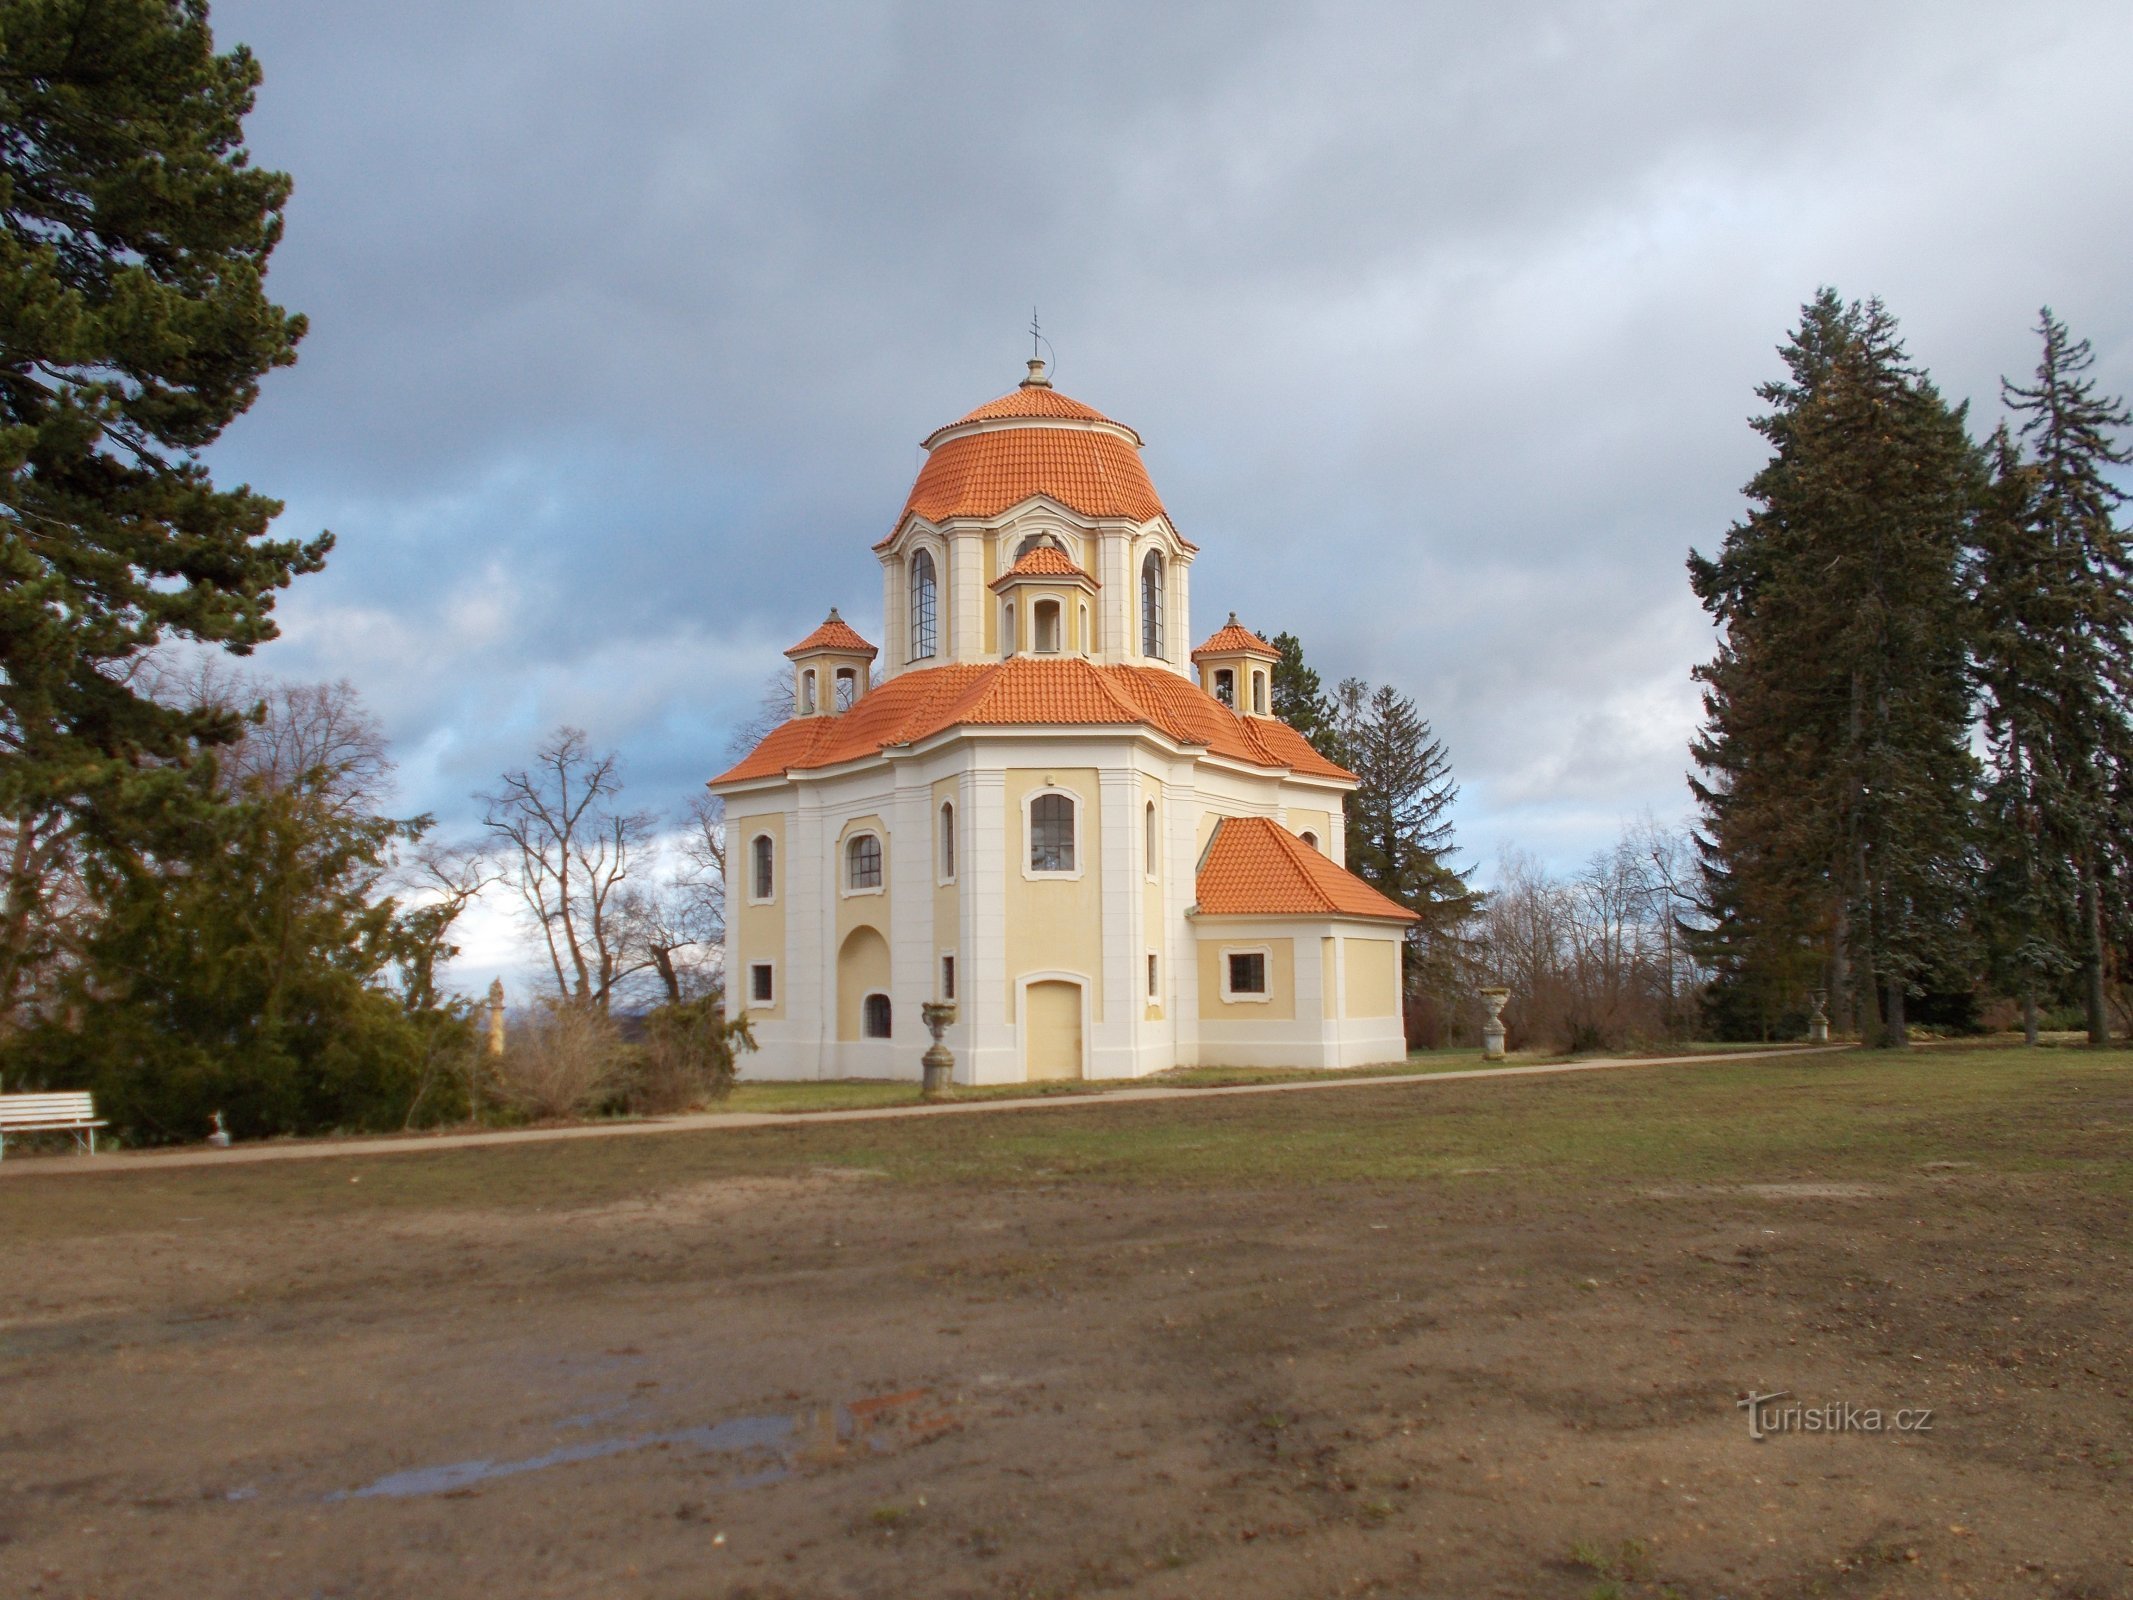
top-left (881, 360), bottom-right (1177, 543)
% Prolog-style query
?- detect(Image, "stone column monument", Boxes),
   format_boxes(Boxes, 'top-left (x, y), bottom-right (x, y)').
top-left (1808, 990), bottom-right (1830, 1045)
top-left (485, 979), bottom-right (507, 1057)
top-left (1479, 987), bottom-right (1510, 1062)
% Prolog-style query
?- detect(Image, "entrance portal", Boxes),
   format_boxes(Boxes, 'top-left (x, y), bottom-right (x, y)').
top-left (1023, 979), bottom-right (1084, 1081)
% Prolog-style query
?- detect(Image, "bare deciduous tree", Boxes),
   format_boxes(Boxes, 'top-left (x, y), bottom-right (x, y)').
top-left (481, 729), bottom-right (657, 1013)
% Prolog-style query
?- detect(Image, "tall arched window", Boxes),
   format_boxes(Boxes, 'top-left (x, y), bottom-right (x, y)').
top-left (800, 669), bottom-right (817, 713)
top-left (909, 549), bottom-right (938, 661)
top-left (752, 834), bottom-right (774, 900)
top-left (1033, 599), bottom-right (1062, 654)
top-left (1145, 800), bottom-right (1158, 877)
top-left (1140, 551), bottom-right (1164, 657)
top-left (1030, 793), bottom-right (1076, 873)
top-left (1002, 601), bottom-right (1017, 654)
top-left (939, 801), bottom-right (956, 881)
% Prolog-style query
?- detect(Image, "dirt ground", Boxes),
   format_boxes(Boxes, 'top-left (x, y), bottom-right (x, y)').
top-left (3, 1060), bottom-right (2131, 1599)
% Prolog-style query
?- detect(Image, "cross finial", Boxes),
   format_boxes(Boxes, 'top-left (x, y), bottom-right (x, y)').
top-left (1030, 306), bottom-right (1041, 359)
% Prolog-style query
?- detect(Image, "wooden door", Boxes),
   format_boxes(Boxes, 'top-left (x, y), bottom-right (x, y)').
top-left (1024, 980), bottom-right (1084, 1081)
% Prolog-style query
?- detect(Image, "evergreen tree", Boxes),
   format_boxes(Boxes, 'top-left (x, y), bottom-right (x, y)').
top-left (1689, 291), bottom-right (1982, 1045)
top-left (1332, 677), bottom-right (1484, 993)
top-left (0, 0), bottom-right (324, 1016)
top-left (1266, 630), bottom-right (1334, 753)
top-left (1980, 310), bottom-right (2132, 1044)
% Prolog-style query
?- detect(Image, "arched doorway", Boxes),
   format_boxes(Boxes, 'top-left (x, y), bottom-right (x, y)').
top-left (837, 926), bottom-right (890, 1042)
top-left (1023, 979), bottom-right (1084, 1081)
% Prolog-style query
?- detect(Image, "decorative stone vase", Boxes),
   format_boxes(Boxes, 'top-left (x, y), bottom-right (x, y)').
top-left (1808, 989), bottom-right (1830, 1045)
top-left (920, 1001), bottom-right (958, 1101)
top-left (1478, 987), bottom-right (1511, 1061)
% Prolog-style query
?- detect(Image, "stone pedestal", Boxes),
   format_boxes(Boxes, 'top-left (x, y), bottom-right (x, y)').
top-left (485, 978), bottom-right (507, 1057)
top-left (921, 1001), bottom-right (958, 1101)
top-left (1808, 989), bottom-right (1830, 1045)
top-left (1479, 987), bottom-right (1510, 1062)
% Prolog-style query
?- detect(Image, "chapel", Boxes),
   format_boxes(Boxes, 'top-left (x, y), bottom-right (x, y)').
top-left (710, 359), bottom-right (1415, 1083)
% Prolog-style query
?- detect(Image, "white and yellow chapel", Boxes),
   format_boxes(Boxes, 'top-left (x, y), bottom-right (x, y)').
top-left (711, 359), bottom-right (1415, 1083)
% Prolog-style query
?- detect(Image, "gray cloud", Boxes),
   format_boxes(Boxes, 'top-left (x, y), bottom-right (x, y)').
top-left (200, 0), bottom-right (2133, 979)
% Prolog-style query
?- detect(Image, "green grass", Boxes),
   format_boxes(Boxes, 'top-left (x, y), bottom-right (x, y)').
top-left (722, 1040), bottom-right (1787, 1112)
top-left (3, 1047), bottom-right (2127, 1243)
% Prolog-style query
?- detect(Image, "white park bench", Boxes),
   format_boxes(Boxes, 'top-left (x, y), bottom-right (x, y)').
top-left (0, 1090), bottom-right (107, 1160)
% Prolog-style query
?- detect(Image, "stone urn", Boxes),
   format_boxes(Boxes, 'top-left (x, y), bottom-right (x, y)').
top-left (1478, 987), bottom-right (1511, 1061)
top-left (920, 1001), bottom-right (958, 1101)
top-left (1807, 989), bottom-right (1830, 1045)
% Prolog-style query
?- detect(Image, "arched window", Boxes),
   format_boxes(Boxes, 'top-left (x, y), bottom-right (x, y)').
top-left (1002, 601), bottom-right (1017, 654)
top-left (1015, 531), bottom-right (1065, 561)
top-left (1213, 668), bottom-right (1235, 708)
top-left (1252, 671), bottom-right (1268, 715)
top-left (800, 669), bottom-right (817, 713)
top-left (846, 832), bottom-right (882, 890)
top-left (1030, 792), bottom-right (1076, 873)
top-left (863, 993), bottom-right (892, 1038)
top-left (1299, 831), bottom-right (1319, 852)
top-left (1079, 602), bottom-right (1090, 655)
top-left (939, 801), bottom-right (956, 880)
top-left (1033, 599), bottom-right (1062, 653)
top-left (834, 668), bottom-right (858, 711)
top-left (1140, 551), bottom-right (1164, 658)
top-left (752, 834), bottom-right (774, 900)
top-left (1145, 800), bottom-right (1158, 876)
top-left (909, 549), bottom-right (938, 661)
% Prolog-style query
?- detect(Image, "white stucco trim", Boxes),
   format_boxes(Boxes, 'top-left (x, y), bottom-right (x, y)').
top-left (1018, 786), bottom-right (1085, 882)
top-left (746, 831), bottom-right (777, 906)
top-left (1218, 943), bottom-right (1275, 1004)
top-left (840, 829), bottom-right (886, 897)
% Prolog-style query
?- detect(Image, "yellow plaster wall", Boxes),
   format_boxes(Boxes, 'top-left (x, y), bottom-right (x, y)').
top-left (1288, 808), bottom-right (1334, 850)
top-left (1344, 936), bottom-right (1402, 1019)
top-left (1197, 936), bottom-right (1296, 1021)
top-left (1003, 768), bottom-right (1103, 1020)
top-left (734, 813), bottom-right (785, 1018)
top-left (834, 814), bottom-right (888, 946)
top-left (835, 924), bottom-right (891, 1041)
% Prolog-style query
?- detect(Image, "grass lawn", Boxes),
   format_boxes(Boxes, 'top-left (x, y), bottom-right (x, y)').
top-left (8, 1043), bottom-right (2127, 1237)
top-left (720, 1038), bottom-right (1790, 1114)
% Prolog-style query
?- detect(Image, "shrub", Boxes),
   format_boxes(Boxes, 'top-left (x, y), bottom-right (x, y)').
top-left (493, 1000), bottom-right (627, 1120)
top-left (621, 998), bottom-right (754, 1115)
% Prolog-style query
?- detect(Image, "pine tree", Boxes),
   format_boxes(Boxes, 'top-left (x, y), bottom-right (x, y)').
top-left (1332, 677), bottom-right (1484, 994)
top-left (1266, 630), bottom-right (1334, 754)
top-left (1689, 291), bottom-right (1982, 1045)
top-left (1983, 310), bottom-right (2133, 1044)
top-left (0, 0), bottom-right (324, 1019)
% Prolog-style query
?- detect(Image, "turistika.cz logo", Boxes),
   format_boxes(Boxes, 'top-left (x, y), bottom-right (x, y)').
top-left (1736, 1390), bottom-right (1934, 1441)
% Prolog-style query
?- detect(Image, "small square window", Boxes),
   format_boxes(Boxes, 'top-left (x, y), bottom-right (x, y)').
top-left (1227, 951), bottom-right (1266, 995)
top-left (749, 963), bottom-right (774, 1004)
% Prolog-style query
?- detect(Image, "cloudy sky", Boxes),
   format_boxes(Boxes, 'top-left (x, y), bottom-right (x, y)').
top-left (202, 1), bottom-right (2133, 986)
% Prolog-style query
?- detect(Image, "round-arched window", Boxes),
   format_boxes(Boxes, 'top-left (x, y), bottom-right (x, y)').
top-left (1015, 531), bottom-right (1066, 561)
top-left (1140, 551), bottom-right (1164, 657)
top-left (863, 993), bottom-right (892, 1038)
top-left (909, 549), bottom-right (938, 661)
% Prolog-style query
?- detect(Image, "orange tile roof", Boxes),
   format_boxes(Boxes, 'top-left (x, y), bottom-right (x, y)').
top-left (989, 545), bottom-right (1099, 587)
top-left (1191, 614), bottom-right (1278, 661)
top-left (784, 611), bottom-right (877, 659)
top-left (711, 660), bottom-right (1356, 785)
top-left (1195, 816), bottom-right (1417, 923)
top-left (946, 384), bottom-right (1122, 431)
top-left (897, 426), bottom-right (1166, 530)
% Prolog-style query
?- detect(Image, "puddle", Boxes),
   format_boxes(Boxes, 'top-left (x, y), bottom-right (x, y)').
top-left (330, 1387), bottom-right (954, 1502)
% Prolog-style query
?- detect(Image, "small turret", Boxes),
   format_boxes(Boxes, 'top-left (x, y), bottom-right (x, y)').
top-left (784, 608), bottom-right (878, 716)
top-left (1190, 613), bottom-right (1280, 714)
